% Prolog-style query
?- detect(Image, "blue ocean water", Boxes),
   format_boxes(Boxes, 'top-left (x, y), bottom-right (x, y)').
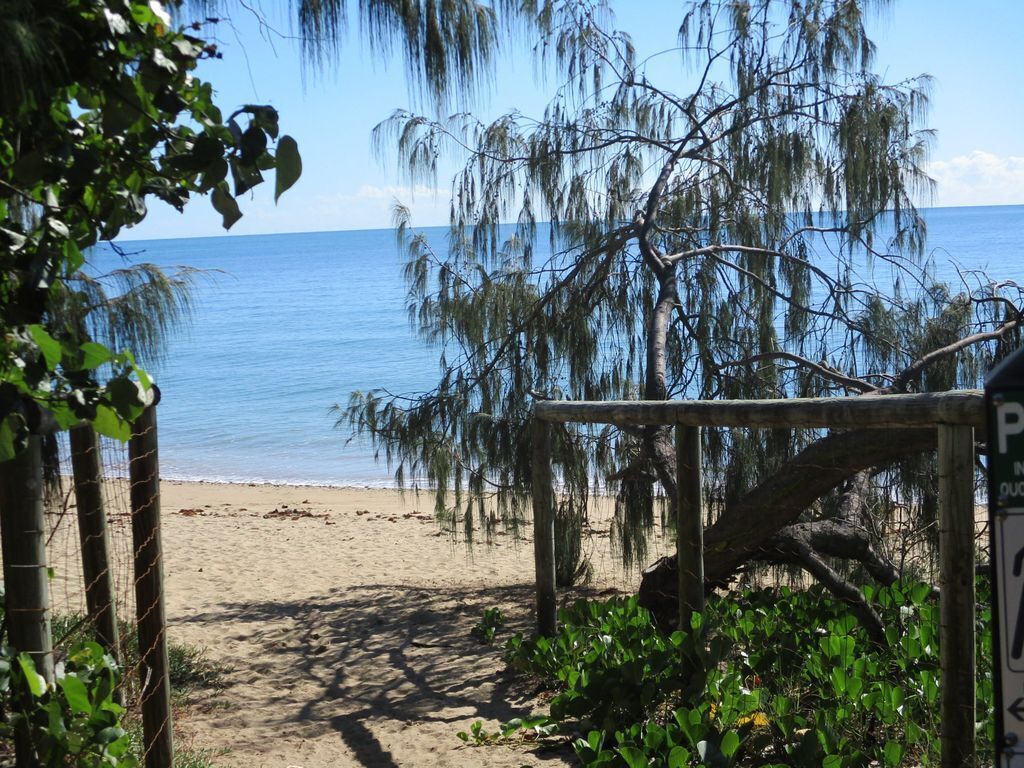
top-left (95, 205), bottom-right (1024, 486)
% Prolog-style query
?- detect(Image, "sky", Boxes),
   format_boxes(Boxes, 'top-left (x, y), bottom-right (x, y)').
top-left (122, 0), bottom-right (1024, 240)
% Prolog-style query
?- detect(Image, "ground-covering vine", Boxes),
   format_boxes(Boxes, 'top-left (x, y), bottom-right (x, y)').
top-left (493, 581), bottom-right (992, 767)
top-left (0, 598), bottom-right (225, 766)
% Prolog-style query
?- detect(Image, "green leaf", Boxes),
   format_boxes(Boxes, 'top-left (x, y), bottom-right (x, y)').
top-left (28, 325), bottom-right (61, 369)
top-left (616, 746), bottom-right (648, 768)
top-left (241, 126), bottom-right (268, 163)
top-left (58, 674), bottom-right (92, 714)
top-left (720, 730), bottom-right (740, 758)
top-left (889, 686), bottom-right (905, 710)
top-left (79, 342), bottom-right (114, 370)
top-left (17, 654), bottom-right (45, 697)
top-left (108, 376), bottom-right (150, 413)
top-left (229, 156), bottom-right (264, 196)
top-left (248, 105), bottom-right (280, 138)
top-left (0, 413), bottom-right (27, 462)
top-left (667, 746), bottom-right (691, 768)
top-left (96, 726), bottom-right (126, 745)
top-left (198, 158), bottom-right (228, 193)
top-left (45, 699), bottom-right (66, 737)
top-left (92, 405), bottom-right (131, 441)
top-left (274, 135), bottom-right (302, 201)
top-left (883, 740), bottom-right (904, 767)
top-left (911, 582), bottom-right (931, 605)
top-left (211, 185), bottom-right (242, 229)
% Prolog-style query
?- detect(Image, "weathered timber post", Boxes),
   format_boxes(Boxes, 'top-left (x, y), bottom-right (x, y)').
top-left (69, 425), bottom-right (121, 660)
top-left (129, 400), bottom-right (173, 768)
top-left (0, 436), bottom-right (54, 768)
top-left (937, 423), bottom-right (976, 768)
top-left (0, 435), bottom-right (54, 681)
top-left (675, 425), bottom-right (704, 631)
top-left (532, 417), bottom-right (557, 637)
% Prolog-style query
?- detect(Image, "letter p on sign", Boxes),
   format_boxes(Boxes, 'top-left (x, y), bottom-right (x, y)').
top-left (999, 402), bottom-right (1024, 454)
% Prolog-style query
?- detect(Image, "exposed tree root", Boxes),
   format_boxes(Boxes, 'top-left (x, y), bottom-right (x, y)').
top-left (637, 451), bottom-right (918, 637)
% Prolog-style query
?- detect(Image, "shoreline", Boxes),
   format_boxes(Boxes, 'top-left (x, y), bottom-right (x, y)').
top-left (162, 476), bottom-right (413, 491)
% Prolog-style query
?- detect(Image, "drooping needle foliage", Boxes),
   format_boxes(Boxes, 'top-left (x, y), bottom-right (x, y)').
top-left (344, 0), bottom-right (1023, 597)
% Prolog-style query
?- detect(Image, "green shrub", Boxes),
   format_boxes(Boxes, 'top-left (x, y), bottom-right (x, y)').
top-left (1, 643), bottom-right (138, 767)
top-left (1, 600), bottom-right (224, 765)
top-left (500, 581), bottom-right (993, 767)
top-left (471, 607), bottom-right (507, 645)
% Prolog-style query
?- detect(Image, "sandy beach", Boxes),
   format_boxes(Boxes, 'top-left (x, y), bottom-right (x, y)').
top-left (44, 480), bottom-right (668, 768)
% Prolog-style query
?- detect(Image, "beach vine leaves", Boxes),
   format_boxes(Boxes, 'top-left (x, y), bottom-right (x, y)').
top-left (0, 0), bottom-right (303, 458)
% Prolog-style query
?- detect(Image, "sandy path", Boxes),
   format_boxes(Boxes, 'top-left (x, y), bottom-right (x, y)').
top-left (46, 481), bottom-right (666, 768)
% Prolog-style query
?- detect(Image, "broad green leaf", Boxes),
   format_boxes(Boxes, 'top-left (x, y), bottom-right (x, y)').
top-left (274, 135), bottom-right (301, 201)
top-left (17, 654), bottom-right (45, 697)
top-left (667, 746), bottom-right (691, 768)
top-left (92, 405), bottom-right (131, 441)
top-left (108, 376), bottom-right (151, 412)
top-left (247, 105), bottom-right (280, 138)
top-left (616, 746), bottom-right (648, 768)
top-left (720, 730), bottom-right (740, 758)
top-left (28, 325), bottom-right (61, 369)
top-left (911, 582), bottom-right (931, 605)
top-left (889, 686), bottom-right (905, 710)
top-left (883, 740), bottom-right (905, 767)
top-left (97, 726), bottom-right (126, 745)
top-left (45, 699), bottom-right (66, 737)
top-left (79, 342), bottom-right (114, 370)
top-left (0, 413), bottom-right (26, 463)
top-left (136, 366), bottom-right (153, 392)
top-left (62, 238), bottom-right (84, 272)
top-left (58, 674), bottom-right (92, 714)
top-left (230, 156), bottom-right (264, 196)
top-left (241, 125), bottom-right (268, 162)
top-left (211, 185), bottom-right (242, 229)
top-left (198, 157), bottom-right (228, 193)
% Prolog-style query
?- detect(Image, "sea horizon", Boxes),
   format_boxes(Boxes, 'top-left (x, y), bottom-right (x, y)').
top-left (95, 204), bottom-right (1024, 487)
top-left (115, 202), bottom-right (1024, 243)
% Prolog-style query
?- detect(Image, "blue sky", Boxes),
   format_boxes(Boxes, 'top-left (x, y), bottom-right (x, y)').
top-left (123, 0), bottom-right (1024, 240)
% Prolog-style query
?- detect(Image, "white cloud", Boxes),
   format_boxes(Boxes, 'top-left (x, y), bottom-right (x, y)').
top-left (927, 151), bottom-right (1024, 208)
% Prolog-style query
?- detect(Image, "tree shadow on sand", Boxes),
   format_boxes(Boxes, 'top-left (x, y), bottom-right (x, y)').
top-left (176, 582), bottom-right (592, 766)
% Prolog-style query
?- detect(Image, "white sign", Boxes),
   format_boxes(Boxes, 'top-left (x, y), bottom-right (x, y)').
top-left (996, 509), bottom-right (1024, 764)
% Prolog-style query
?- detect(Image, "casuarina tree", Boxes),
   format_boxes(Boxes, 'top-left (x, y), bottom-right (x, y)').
top-left (342, 0), bottom-right (1023, 632)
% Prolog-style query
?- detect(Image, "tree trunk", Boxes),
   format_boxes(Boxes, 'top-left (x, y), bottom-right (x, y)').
top-left (638, 427), bottom-right (936, 629)
top-left (701, 427), bottom-right (936, 584)
top-left (642, 265), bottom-right (680, 498)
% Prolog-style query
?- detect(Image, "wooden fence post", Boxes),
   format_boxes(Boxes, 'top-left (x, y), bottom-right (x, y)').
top-left (532, 417), bottom-right (557, 637)
top-left (676, 425), bottom-right (705, 631)
top-left (937, 424), bottom-right (976, 768)
top-left (129, 401), bottom-right (173, 768)
top-left (0, 435), bottom-right (54, 681)
top-left (69, 425), bottom-right (121, 661)
top-left (0, 435), bottom-right (54, 768)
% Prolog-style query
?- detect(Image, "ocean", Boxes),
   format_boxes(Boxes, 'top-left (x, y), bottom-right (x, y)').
top-left (94, 205), bottom-right (1024, 486)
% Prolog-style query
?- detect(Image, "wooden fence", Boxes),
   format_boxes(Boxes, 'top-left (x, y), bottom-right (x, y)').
top-left (0, 398), bottom-right (172, 768)
top-left (531, 389), bottom-right (985, 768)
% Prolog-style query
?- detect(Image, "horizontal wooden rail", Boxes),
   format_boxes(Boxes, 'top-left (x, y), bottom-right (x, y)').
top-left (535, 390), bottom-right (984, 429)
